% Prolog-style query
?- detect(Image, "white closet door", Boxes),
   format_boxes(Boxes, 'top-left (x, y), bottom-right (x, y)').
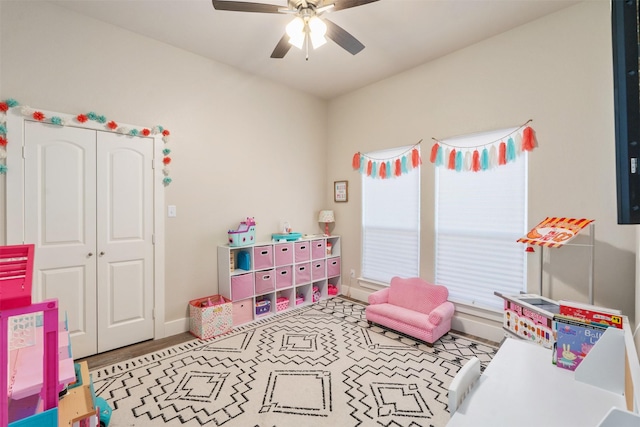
top-left (24, 122), bottom-right (98, 357)
top-left (96, 131), bottom-right (154, 353)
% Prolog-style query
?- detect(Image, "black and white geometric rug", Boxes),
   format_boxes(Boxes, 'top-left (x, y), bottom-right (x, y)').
top-left (91, 298), bottom-right (497, 427)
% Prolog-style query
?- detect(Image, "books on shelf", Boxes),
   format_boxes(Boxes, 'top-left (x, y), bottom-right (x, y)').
top-left (555, 315), bottom-right (608, 371)
top-left (553, 300), bottom-right (622, 371)
top-left (558, 300), bottom-right (623, 329)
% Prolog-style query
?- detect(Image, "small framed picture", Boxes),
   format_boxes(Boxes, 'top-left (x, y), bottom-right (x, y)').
top-left (334, 180), bottom-right (348, 203)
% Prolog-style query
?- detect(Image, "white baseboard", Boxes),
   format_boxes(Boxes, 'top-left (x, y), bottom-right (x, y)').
top-left (163, 317), bottom-right (189, 338)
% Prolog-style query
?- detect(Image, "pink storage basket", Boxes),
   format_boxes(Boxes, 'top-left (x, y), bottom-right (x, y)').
top-left (311, 239), bottom-right (326, 260)
top-left (276, 266), bottom-right (293, 289)
top-left (327, 258), bottom-right (341, 278)
top-left (0, 244), bottom-right (35, 310)
top-left (253, 245), bottom-right (274, 270)
top-left (255, 269), bottom-right (275, 294)
top-left (231, 273), bottom-right (254, 301)
top-left (295, 262), bottom-right (311, 285)
top-left (311, 259), bottom-right (326, 281)
top-left (276, 297), bottom-right (289, 312)
top-left (274, 243), bottom-right (294, 266)
top-left (294, 242), bottom-right (310, 262)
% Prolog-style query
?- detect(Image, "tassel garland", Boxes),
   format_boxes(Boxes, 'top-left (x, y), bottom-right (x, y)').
top-left (352, 143), bottom-right (423, 179)
top-left (428, 122), bottom-right (536, 173)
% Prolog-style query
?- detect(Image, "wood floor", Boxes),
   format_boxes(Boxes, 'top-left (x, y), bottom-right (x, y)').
top-left (78, 332), bottom-right (195, 370)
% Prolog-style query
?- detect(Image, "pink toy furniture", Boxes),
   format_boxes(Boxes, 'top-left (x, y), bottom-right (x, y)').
top-left (365, 276), bottom-right (455, 345)
top-left (0, 244), bottom-right (35, 310)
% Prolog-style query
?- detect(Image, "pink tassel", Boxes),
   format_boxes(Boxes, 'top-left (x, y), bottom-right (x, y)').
top-left (472, 150), bottom-right (480, 172)
top-left (352, 152), bottom-right (361, 170)
top-left (448, 149), bottom-right (457, 170)
top-left (522, 126), bottom-right (536, 151)
top-left (498, 142), bottom-right (507, 165)
top-left (413, 148), bottom-right (422, 167)
top-left (395, 159), bottom-right (402, 176)
top-left (366, 160), bottom-right (372, 176)
top-left (429, 144), bottom-right (439, 163)
top-left (379, 162), bottom-right (386, 179)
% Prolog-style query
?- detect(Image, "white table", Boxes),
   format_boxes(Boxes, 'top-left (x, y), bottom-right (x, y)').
top-left (446, 338), bottom-right (627, 427)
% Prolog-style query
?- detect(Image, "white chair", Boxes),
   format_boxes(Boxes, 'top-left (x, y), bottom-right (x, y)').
top-left (448, 356), bottom-right (481, 416)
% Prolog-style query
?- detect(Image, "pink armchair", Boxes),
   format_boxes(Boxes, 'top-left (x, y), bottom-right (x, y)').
top-left (365, 276), bottom-right (455, 345)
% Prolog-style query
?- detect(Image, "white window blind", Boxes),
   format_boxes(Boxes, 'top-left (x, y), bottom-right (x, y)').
top-left (362, 146), bottom-right (420, 284)
top-left (435, 128), bottom-right (527, 311)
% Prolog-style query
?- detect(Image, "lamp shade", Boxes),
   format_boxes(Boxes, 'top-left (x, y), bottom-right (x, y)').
top-left (318, 210), bottom-right (335, 223)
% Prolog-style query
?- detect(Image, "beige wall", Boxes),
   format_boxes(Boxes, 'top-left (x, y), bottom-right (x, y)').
top-left (0, 1), bottom-right (328, 324)
top-left (327, 1), bottom-right (637, 331)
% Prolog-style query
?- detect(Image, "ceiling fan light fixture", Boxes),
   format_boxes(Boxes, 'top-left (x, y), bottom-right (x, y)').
top-left (286, 16), bottom-right (305, 49)
top-left (310, 32), bottom-right (327, 49)
top-left (308, 16), bottom-right (327, 49)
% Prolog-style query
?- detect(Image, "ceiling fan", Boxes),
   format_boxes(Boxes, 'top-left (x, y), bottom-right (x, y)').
top-left (211, 0), bottom-right (379, 59)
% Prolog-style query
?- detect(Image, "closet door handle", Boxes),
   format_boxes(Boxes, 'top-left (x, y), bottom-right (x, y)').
top-left (88, 252), bottom-right (93, 257)
top-left (99, 251), bottom-right (105, 256)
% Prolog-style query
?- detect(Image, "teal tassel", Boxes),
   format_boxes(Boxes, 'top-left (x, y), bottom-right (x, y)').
top-left (163, 148), bottom-right (171, 155)
top-left (157, 125), bottom-right (164, 132)
top-left (163, 176), bottom-right (172, 186)
top-left (455, 150), bottom-right (463, 171)
top-left (0, 124), bottom-right (6, 135)
top-left (371, 161), bottom-right (378, 178)
top-left (359, 155), bottom-right (365, 174)
top-left (87, 112), bottom-right (98, 121)
top-left (0, 164), bottom-right (6, 174)
top-left (386, 161), bottom-right (392, 176)
top-left (129, 129), bottom-right (139, 136)
top-left (507, 138), bottom-right (516, 162)
top-left (401, 156), bottom-right (408, 174)
top-left (481, 148), bottom-right (489, 171)
top-left (96, 115), bottom-right (107, 124)
top-left (51, 116), bottom-right (63, 126)
top-left (435, 146), bottom-right (443, 166)
top-left (5, 99), bottom-right (18, 108)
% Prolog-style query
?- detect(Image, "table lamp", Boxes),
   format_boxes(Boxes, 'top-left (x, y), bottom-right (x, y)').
top-left (318, 210), bottom-right (335, 236)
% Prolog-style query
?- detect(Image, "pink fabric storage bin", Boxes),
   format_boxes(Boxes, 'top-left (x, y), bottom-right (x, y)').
top-left (294, 242), bottom-right (310, 262)
top-left (255, 269), bottom-right (275, 294)
top-left (311, 239), bottom-right (326, 260)
top-left (253, 245), bottom-right (274, 270)
top-left (274, 243), bottom-right (294, 266)
top-left (311, 259), bottom-right (326, 281)
top-left (276, 265), bottom-right (293, 289)
top-left (327, 257), bottom-right (341, 278)
top-left (231, 273), bottom-right (254, 301)
top-left (295, 262), bottom-right (311, 285)
top-left (232, 299), bottom-right (253, 326)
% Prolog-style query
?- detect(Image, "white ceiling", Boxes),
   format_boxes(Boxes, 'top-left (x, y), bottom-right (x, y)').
top-left (50, 0), bottom-right (580, 100)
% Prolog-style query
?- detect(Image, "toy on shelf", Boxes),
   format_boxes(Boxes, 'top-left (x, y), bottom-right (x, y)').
top-left (228, 217), bottom-right (256, 247)
top-left (255, 299), bottom-right (271, 316)
top-left (271, 232), bottom-right (302, 242)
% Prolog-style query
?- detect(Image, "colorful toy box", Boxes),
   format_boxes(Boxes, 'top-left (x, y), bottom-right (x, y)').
top-left (228, 217), bottom-right (256, 247)
top-left (296, 294), bottom-right (304, 305)
top-left (189, 295), bottom-right (233, 339)
top-left (495, 292), bottom-right (559, 349)
top-left (255, 299), bottom-right (271, 316)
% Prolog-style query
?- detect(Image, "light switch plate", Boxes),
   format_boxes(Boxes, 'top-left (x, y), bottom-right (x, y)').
top-left (168, 205), bottom-right (177, 218)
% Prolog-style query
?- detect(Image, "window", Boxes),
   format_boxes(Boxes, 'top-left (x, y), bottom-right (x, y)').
top-left (361, 146), bottom-right (420, 284)
top-left (435, 128), bottom-right (527, 311)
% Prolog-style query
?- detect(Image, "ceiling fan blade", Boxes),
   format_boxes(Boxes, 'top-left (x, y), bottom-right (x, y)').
top-left (331, 0), bottom-right (379, 12)
top-left (324, 19), bottom-right (365, 55)
top-left (270, 33), bottom-right (292, 58)
top-left (212, 0), bottom-right (282, 13)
